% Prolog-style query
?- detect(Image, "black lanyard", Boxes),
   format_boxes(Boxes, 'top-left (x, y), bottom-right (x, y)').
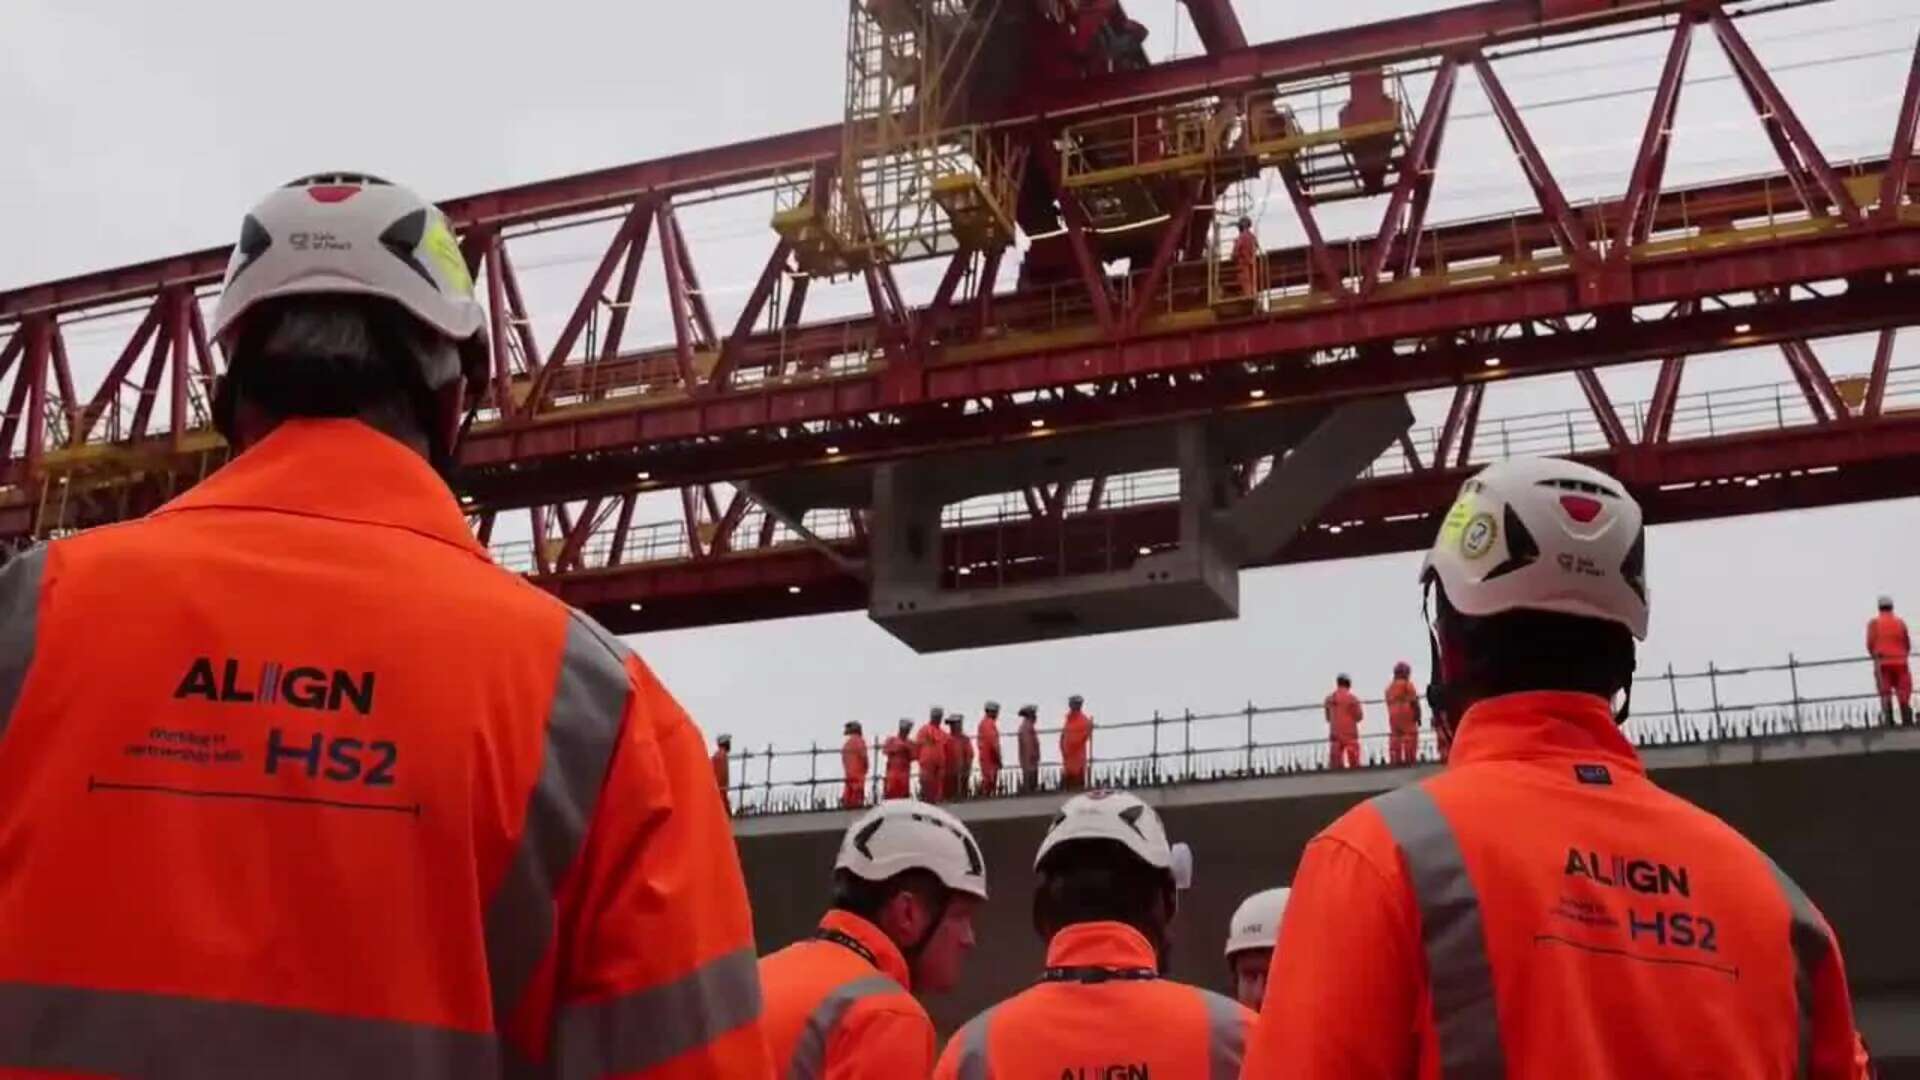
top-left (1040, 965), bottom-right (1159, 984)
top-left (813, 928), bottom-right (880, 968)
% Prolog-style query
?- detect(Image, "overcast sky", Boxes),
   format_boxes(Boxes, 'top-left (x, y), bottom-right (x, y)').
top-left (3, 0), bottom-right (1914, 792)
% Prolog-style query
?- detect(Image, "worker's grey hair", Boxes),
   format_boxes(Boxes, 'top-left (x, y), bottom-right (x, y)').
top-left (258, 299), bottom-right (461, 390)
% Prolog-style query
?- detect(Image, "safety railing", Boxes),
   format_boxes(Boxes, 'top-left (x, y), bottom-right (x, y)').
top-left (491, 363), bottom-right (1920, 575)
top-left (718, 649), bottom-right (1914, 816)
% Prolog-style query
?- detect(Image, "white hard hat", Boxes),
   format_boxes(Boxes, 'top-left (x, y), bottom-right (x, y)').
top-left (212, 173), bottom-right (488, 389)
top-left (1034, 791), bottom-right (1191, 890)
top-left (1224, 887), bottom-right (1291, 958)
top-left (1422, 457), bottom-right (1648, 639)
top-left (1879, 595), bottom-right (1895, 609)
top-left (836, 799), bottom-right (988, 900)
top-left (985, 700), bottom-right (1001, 712)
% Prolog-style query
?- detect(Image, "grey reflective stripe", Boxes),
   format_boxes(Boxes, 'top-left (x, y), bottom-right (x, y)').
top-left (785, 973), bottom-right (904, 1080)
top-left (0, 545), bottom-right (47, 741)
top-left (1199, 989), bottom-right (1248, 1080)
top-left (484, 611), bottom-right (632, 1024)
top-left (0, 980), bottom-right (497, 1080)
top-left (553, 947), bottom-right (762, 1079)
top-left (952, 1007), bottom-right (995, 1080)
top-left (1768, 858), bottom-right (1829, 1080)
top-left (1373, 784), bottom-right (1507, 1080)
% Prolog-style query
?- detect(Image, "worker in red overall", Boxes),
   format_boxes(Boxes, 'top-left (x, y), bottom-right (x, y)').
top-left (842, 721), bottom-right (870, 809)
top-left (976, 701), bottom-right (1004, 797)
top-left (1231, 216), bottom-right (1260, 298)
top-left (1869, 595), bottom-right (1913, 727)
top-left (1385, 662), bottom-right (1422, 766)
top-left (1060, 695), bottom-right (1094, 790)
top-left (945, 714), bottom-right (973, 800)
top-left (1324, 676), bottom-right (1362, 770)
top-left (883, 719), bottom-right (915, 800)
top-left (916, 706), bottom-right (949, 803)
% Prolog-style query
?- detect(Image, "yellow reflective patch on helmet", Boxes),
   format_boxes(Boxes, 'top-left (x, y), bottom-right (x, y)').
top-left (420, 213), bottom-right (474, 297)
top-left (1437, 492), bottom-right (1476, 547)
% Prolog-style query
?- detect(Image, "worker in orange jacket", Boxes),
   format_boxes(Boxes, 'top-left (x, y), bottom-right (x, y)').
top-left (934, 791), bottom-right (1249, 1078)
top-left (883, 718), bottom-right (915, 800)
top-left (1244, 457), bottom-right (1866, 1078)
top-left (1868, 595), bottom-right (1912, 727)
top-left (945, 713), bottom-right (973, 799)
top-left (841, 721), bottom-right (870, 809)
top-left (1017, 704), bottom-right (1042, 793)
top-left (1060, 694), bottom-right (1093, 789)
top-left (760, 799), bottom-right (988, 1079)
top-left (712, 733), bottom-right (733, 815)
top-left (0, 175), bottom-right (769, 1077)
top-left (976, 701), bottom-right (1004, 797)
top-left (915, 706), bottom-right (949, 803)
top-left (1385, 661), bottom-right (1422, 765)
top-left (1323, 674), bottom-right (1363, 769)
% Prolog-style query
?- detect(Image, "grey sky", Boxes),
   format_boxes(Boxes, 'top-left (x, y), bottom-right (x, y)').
top-left (3, 0), bottom-right (1914, 787)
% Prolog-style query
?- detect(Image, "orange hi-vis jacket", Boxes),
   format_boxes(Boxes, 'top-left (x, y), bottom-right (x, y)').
top-left (1060, 710), bottom-right (1093, 778)
top-left (1324, 687), bottom-right (1363, 740)
top-left (1243, 691), bottom-right (1864, 1079)
top-left (1868, 611), bottom-right (1911, 664)
top-left (945, 728), bottom-right (973, 797)
top-left (759, 909), bottom-right (934, 1080)
top-left (1385, 677), bottom-right (1421, 732)
top-left (882, 734), bottom-right (914, 797)
top-left (934, 922), bottom-right (1250, 1080)
top-left (914, 722), bottom-right (948, 783)
top-left (0, 420), bottom-right (768, 1079)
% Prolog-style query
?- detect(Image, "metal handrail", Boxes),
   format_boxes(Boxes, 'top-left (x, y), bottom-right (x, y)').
top-left (719, 649), bottom-right (1915, 815)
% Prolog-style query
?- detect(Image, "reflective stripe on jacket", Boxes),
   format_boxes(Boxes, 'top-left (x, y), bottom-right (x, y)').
top-left (759, 910), bottom-right (933, 1079)
top-left (1243, 691), bottom-right (1865, 1079)
top-left (0, 420), bottom-right (767, 1078)
top-left (934, 922), bottom-right (1249, 1080)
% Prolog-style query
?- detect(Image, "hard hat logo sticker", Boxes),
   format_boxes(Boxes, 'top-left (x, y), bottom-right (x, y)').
top-left (1460, 513), bottom-right (1497, 560)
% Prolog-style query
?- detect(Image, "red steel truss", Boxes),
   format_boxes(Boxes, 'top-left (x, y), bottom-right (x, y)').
top-left (1, 0), bottom-right (1918, 633)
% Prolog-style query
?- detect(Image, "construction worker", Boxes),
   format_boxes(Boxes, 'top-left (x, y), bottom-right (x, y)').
top-left (713, 732), bottom-right (734, 814)
top-left (1323, 674), bottom-right (1363, 769)
top-left (945, 713), bottom-right (973, 800)
top-left (760, 799), bottom-right (989, 1079)
top-left (0, 174), bottom-right (768, 1076)
top-left (842, 720), bottom-right (870, 810)
top-left (1231, 215), bottom-right (1260, 298)
top-left (1243, 457), bottom-right (1866, 1077)
top-left (1385, 660), bottom-right (1422, 765)
top-left (933, 791), bottom-right (1249, 1078)
top-left (883, 718), bottom-right (915, 800)
top-left (1224, 887), bottom-right (1291, 1011)
top-left (1060, 694), bottom-right (1093, 789)
top-left (1868, 595), bottom-right (1913, 727)
top-left (916, 706), bottom-right (949, 803)
top-left (1017, 704), bottom-right (1042, 793)
top-left (977, 701), bottom-right (1004, 797)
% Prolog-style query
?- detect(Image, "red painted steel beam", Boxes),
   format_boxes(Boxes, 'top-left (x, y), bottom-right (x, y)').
top-left (1884, 36), bottom-right (1920, 222)
top-left (548, 410), bottom-right (1920, 633)
top-left (1181, 0), bottom-right (1248, 54)
top-left (1619, 16), bottom-right (1695, 249)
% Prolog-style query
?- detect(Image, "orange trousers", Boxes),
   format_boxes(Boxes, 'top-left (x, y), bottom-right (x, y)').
top-left (1388, 725), bottom-right (1418, 766)
top-left (1329, 736), bottom-right (1360, 770)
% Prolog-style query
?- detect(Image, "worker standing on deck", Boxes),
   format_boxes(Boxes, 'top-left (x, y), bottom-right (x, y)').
top-left (1224, 887), bottom-right (1291, 1011)
top-left (1060, 695), bottom-right (1094, 789)
top-left (977, 701), bottom-right (1004, 797)
top-left (884, 718), bottom-right (915, 800)
top-left (1868, 595), bottom-right (1913, 727)
top-left (713, 733), bottom-right (734, 814)
top-left (1231, 215), bottom-right (1260, 298)
top-left (1323, 675), bottom-right (1363, 770)
top-left (1385, 661), bottom-right (1422, 765)
top-left (916, 706), bottom-right (949, 803)
top-left (932, 791), bottom-right (1249, 1079)
top-left (842, 721), bottom-right (870, 809)
top-left (946, 713), bottom-right (973, 800)
top-left (1017, 704), bottom-right (1042, 793)
top-left (0, 174), bottom-right (768, 1076)
top-left (759, 799), bottom-right (989, 1079)
top-left (1243, 457), bottom-right (1867, 1078)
